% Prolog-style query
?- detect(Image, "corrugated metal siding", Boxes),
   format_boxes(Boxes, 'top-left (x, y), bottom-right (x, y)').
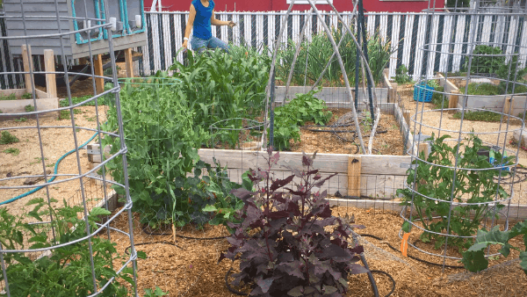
top-left (4, 0), bottom-right (72, 56)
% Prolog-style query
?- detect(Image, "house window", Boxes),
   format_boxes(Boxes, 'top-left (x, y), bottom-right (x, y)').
top-left (286, 0), bottom-right (334, 4)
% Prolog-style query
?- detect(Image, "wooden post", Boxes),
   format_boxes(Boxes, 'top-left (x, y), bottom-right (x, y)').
top-left (124, 48), bottom-right (134, 78)
top-left (94, 54), bottom-right (104, 94)
top-left (348, 156), bottom-right (361, 197)
top-left (418, 142), bottom-right (429, 161)
top-left (21, 44), bottom-right (34, 94)
top-left (403, 110), bottom-right (411, 126)
top-left (448, 90), bottom-right (459, 114)
top-left (44, 50), bottom-right (57, 99)
top-left (79, 57), bottom-right (88, 65)
top-left (503, 97), bottom-right (514, 119)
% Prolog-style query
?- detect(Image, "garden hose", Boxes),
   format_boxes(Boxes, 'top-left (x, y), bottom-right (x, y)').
top-left (141, 225), bottom-right (229, 240)
top-left (358, 234), bottom-right (464, 269)
top-left (0, 131), bottom-right (99, 206)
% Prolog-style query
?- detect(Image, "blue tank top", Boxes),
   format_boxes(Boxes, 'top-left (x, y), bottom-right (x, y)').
top-left (192, 0), bottom-right (214, 40)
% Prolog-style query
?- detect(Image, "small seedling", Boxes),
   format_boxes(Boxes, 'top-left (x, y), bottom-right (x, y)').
top-left (58, 110), bottom-right (70, 120)
top-left (0, 93), bottom-right (16, 100)
top-left (2, 148), bottom-right (20, 156)
top-left (14, 117), bottom-right (28, 122)
top-left (24, 105), bottom-right (35, 112)
top-left (21, 93), bottom-right (33, 99)
top-left (46, 163), bottom-right (55, 168)
top-left (0, 131), bottom-right (20, 145)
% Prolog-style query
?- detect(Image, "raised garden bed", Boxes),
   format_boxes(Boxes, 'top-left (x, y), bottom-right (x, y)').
top-left (0, 88), bottom-right (58, 117)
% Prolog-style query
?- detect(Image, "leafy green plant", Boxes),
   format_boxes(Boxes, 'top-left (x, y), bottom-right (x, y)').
top-left (102, 76), bottom-right (207, 229)
top-left (466, 83), bottom-right (500, 96)
top-left (0, 198), bottom-right (143, 296)
top-left (398, 134), bottom-right (513, 252)
top-left (172, 159), bottom-right (245, 229)
top-left (0, 131), bottom-right (19, 145)
top-left (14, 117), bottom-right (27, 122)
top-left (453, 110), bottom-right (503, 122)
top-left (462, 220), bottom-right (527, 275)
top-left (170, 45), bottom-right (269, 131)
top-left (395, 65), bottom-right (412, 84)
top-left (463, 45), bottom-right (505, 74)
top-left (21, 93), bottom-right (33, 99)
top-left (2, 147), bottom-right (20, 156)
top-left (219, 148), bottom-right (367, 296)
top-left (24, 104), bottom-right (35, 112)
top-left (144, 287), bottom-right (169, 297)
top-left (273, 89), bottom-right (332, 151)
top-left (58, 110), bottom-right (71, 120)
top-left (0, 93), bottom-right (16, 100)
top-left (431, 86), bottom-right (448, 109)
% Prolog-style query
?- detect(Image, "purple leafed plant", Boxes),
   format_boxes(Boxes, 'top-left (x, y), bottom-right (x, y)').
top-left (219, 147), bottom-right (367, 297)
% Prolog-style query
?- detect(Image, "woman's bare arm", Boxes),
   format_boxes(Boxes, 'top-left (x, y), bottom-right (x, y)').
top-left (211, 10), bottom-right (236, 27)
top-left (182, 4), bottom-right (196, 49)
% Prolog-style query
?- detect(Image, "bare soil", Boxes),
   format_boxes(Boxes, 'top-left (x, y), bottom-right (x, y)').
top-left (108, 205), bottom-right (526, 297)
top-left (0, 105), bottom-right (110, 217)
top-left (291, 108), bottom-right (404, 155)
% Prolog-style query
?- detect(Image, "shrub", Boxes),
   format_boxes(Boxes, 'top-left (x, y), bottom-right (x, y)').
top-left (220, 148), bottom-right (367, 296)
top-left (0, 93), bottom-right (16, 100)
top-left (0, 131), bottom-right (20, 145)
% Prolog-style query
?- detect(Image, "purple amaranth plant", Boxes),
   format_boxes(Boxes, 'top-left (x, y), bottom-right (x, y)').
top-left (219, 147), bottom-right (367, 297)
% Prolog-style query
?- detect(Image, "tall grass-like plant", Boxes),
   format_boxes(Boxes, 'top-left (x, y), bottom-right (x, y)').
top-left (277, 28), bottom-right (392, 87)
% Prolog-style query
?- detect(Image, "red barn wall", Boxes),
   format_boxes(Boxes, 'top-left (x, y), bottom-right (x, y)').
top-left (146, 0), bottom-right (444, 13)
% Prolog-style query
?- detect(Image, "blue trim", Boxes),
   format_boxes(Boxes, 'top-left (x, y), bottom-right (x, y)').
top-left (71, 0), bottom-right (104, 45)
top-left (101, 0), bottom-right (127, 40)
top-left (124, 0), bottom-right (146, 35)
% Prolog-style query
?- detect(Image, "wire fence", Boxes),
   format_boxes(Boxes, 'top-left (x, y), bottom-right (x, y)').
top-left (140, 10), bottom-right (527, 79)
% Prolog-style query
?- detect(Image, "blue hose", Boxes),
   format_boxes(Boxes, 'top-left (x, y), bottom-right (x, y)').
top-left (1, 132), bottom-right (99, 206)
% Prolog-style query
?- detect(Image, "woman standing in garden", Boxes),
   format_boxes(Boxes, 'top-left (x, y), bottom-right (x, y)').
top-left (182, 0), bottom-right (236, 53)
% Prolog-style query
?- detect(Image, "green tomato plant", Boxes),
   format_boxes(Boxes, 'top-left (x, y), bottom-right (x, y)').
top-left (398, 134), bottom-right (513, 252)
top-left (0, 198), bottom-right (144, 297)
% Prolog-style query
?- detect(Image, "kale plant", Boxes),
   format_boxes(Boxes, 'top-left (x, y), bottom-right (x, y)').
top-left (219, 148), bottom-right (367, 296)
top-left (462, 220), bottom-right (527, 274)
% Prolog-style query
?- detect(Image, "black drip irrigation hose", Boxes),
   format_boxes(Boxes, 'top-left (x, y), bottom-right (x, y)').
top-left (141, 226), bottom-right (228, 240)
top-left (358, 234), bottom-right (465, 269)
top-left (225, 267), bottom-right (395, 297)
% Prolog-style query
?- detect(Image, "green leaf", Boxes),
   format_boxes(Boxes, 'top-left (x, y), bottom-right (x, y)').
top-left (137, 251), bottom-right (147, 260)
top-left (202, 205), bottom-right (217, 212)
top-left (90, 207), bottom-right (111, 217)
top-left (462, 250), bottom-right (488, 272)
top-left (519, 251), bottom-right (527, 275)
top-left (402, 220), bottom-right (412, 233)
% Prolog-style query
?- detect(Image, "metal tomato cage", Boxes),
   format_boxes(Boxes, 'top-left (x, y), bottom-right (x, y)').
top-left (401, 0), bottom-right (527, 269)
top-left (0, 0), bottom-right (138, 296)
